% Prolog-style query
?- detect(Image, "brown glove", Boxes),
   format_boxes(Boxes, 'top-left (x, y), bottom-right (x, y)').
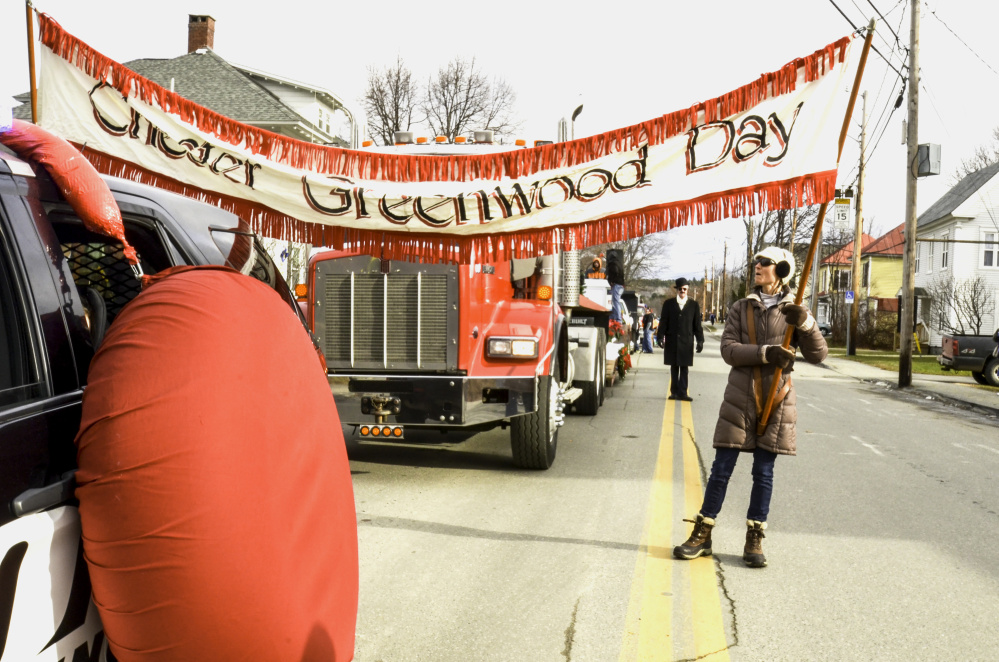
top-left (781, 304), bottom-right (809, 328)
top-left (764, 345), bottom-right (795, 371)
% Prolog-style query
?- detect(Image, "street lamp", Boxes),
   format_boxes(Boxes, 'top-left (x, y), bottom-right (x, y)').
top-left (571, 104), bottom-right (583, 140)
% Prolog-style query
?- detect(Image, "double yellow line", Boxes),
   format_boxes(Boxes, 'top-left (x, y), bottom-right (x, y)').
top-left (619, 399), bottom-right (730, 661)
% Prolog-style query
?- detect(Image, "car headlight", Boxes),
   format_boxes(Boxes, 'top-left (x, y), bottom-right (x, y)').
top-left (487, 336), bottom-right (539, 359)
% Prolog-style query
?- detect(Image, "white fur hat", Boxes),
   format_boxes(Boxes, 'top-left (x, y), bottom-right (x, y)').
top-left (753, 246), bottom-right (796, 286)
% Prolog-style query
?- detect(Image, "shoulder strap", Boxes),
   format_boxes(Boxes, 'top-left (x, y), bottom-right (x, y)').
top-left (746, 303), bottom-right (764, 417)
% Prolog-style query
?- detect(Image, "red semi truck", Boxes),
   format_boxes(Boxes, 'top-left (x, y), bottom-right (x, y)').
top-left (303, 132), bottom-right (615, 469)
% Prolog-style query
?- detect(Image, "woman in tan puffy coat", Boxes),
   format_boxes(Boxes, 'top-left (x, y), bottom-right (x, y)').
top-left (673, 246), bottom-right (827, 568)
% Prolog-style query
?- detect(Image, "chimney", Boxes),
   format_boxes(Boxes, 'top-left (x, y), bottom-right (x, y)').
top-left (187, 15), bottom-right (215, 53)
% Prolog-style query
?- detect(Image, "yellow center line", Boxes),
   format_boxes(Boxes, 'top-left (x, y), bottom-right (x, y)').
top-left (619, 397), bottom-right (675, 662)
top-left (681, 401), bottom-right (731, 662)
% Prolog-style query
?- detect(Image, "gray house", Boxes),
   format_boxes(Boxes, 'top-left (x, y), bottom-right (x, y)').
top-left (16, 15), bottom-right (364, 148)
top-left (913, 161), bottom-right (999, 350)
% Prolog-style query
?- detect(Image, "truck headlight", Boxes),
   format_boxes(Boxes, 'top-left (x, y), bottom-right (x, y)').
top-left (487, 336), bottom-right (538, 358)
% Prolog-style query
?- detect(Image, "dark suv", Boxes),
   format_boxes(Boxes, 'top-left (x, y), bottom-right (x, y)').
top-left (0, 143), bottom-right (304, 661)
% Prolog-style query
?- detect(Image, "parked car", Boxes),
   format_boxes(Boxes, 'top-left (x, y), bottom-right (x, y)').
top-left (938, 331), bottom-right (999, 387)
top-left (818, 321), bottom-right (832, 337)
top-left (0, 139), bottom-right (307, 661)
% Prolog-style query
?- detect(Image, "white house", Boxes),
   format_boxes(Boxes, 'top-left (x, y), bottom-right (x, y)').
top-left (913, 161), bottom-right (999, 350)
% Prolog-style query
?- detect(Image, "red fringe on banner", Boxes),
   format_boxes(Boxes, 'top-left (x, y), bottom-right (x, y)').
top-left (78, 146), bottom-right (836, 264)
top-left (39, 13), bottom-right (851, 184)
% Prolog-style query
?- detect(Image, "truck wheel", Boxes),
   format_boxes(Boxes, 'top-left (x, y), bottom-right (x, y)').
top-left (597, 330), bottom-right (606, 407)
top-left (972, 371), bottom-right (989, 385)
top-left (511, 353), bottom-right (560, 469)
top-left (574, 357), bottom-right (600, 416)
top-left (984, 359), bottom-right (999, 387)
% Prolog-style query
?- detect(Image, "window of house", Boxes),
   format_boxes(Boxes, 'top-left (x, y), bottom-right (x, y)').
top-left (984, 231), bottom-right (998, 268)
top-left (835, 269), bottom-right (851, 290)
top-left (915, 243), bottom-right (920, 273)
top-left (941, 232), bottom-right (949, 269)
top-left (928, 239), bottom-right (934, 272)
top-left (862, 260), bottom-right (870, 288)
top-left (821, 269), bottom-right (827, 292)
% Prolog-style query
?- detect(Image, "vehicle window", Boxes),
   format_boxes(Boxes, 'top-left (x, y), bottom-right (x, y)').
top-left (50, 214), bottom-right (173, 324)
top-left (210, 223), bottom-right (305, 319)
top-left (0, 224), bottom-right (44, 408)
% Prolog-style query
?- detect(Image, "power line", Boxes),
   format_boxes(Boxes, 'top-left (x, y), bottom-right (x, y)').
top-left (827, 0), bottom-right (906, 77)
top-left (924, 2), bottom-right (999, 79)
top-left (866, 0), bottom-right (903, 48)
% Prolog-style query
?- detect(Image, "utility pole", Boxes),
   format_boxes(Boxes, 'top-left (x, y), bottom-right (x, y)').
top-left (746, 215), bottom-right (755, 285)
top-left (899, 0), bottom-right (920, 387)
top-left (721, 241), bottom-right (728, 321)
top-left (848, 91), bottom-right (867, 356)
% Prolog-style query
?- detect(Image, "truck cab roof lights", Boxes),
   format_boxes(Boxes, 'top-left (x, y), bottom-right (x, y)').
top-left (454, 136), bottom-right (467, 143)
top-left (361, 140), bottom-right (373, 147)
top-left (435, 136), bottom-right (448, 143)
top-left (416, 136), bottom-right (428, 144)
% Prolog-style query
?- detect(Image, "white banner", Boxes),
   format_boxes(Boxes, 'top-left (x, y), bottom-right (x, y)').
top-left (35, 14), bottom-right (858, 261)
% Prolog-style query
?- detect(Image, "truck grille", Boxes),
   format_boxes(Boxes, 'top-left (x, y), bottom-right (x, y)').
top-left (315, 257), bottom-right (458, 371)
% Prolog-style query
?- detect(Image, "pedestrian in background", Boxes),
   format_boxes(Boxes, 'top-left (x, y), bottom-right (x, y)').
top-left (656, 277), bottom-right (703, 400)
top-left (584, 255), bottom-right (605, 279)
top-left (606, 251), bottom-right (625, 322)
top-left (672, 247), bottom-right (827, 568)
top-left (641, 307), bottom-right (655, 353)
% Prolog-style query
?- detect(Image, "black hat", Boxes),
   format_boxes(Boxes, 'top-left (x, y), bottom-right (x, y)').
top-left (675, 277), bottom-right (689, 289)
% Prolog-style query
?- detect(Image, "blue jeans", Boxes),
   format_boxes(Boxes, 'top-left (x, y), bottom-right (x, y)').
top-left (610, 283), bottom-right (624, 321)
top-left (700, 447), bottom-right (777, 522)
top-left (642, 328), bottom-right (653, 352)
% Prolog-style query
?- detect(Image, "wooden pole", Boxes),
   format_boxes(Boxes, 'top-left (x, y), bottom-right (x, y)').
top-left (848, 91), bottom-right (867, 355)
top-left (899, 1), bottom-right (920, 387)
top-left (757, 20), bottom-right (877, 435)
top-left (26, 1), bottom-right (38, 124)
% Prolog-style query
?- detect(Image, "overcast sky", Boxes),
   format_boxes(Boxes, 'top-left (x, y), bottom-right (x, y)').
top-left (4, 0), bottom-right (999, 279)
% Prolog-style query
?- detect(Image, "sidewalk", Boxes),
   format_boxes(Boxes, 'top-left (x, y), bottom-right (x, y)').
top-left (701, 323), bottom-right (999, 419)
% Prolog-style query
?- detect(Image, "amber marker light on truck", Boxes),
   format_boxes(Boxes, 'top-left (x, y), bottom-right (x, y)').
top-left (537, 285), bottom-right (553, 300)
top-left (487, 337), bottom-right (539, 359)
top-left (358, 425), bottom-right (404, 439)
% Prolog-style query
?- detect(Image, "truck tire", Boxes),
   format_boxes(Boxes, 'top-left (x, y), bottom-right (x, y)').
top-left (984, 358), bottom-right (999, 387)
top-left (574, 331), bottom-right (605, 416)
top-left (972, 370), bottom-right (989, 385)
top-left (597, 331), bottom-right (606, 407)
top-left (511, 352), bottom-right (560, 469)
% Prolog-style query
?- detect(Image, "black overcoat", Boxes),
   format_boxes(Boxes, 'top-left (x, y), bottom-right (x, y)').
top-left (656, 297), bottom-right (704, 367)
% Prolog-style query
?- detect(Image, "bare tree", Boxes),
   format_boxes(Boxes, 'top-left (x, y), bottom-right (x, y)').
top-left (362, 57), bottom-right (420, 146)
top-left (953, 126), bottom-right (999, 182)
top-left (422, 57), bottom-right (519, 141)
top-left (581, 232), bottom-right (673, 285)
top-left (741, 205), bottom-right (823, 284)
top-left (926, 274), bottom-right (996, 335)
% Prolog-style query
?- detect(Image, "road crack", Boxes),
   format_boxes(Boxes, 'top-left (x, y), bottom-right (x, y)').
top-left (561, 597), bottom-right (580, 661)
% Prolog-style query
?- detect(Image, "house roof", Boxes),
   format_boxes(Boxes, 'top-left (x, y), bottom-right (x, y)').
top-left (863, 222), bottom-right (905, 257)
top-left (917, 160), bottom-right (999, 227)
top-left (822, 233), bottom-right (875, 265)
top-left (123, 50), bottom-right (302, 124)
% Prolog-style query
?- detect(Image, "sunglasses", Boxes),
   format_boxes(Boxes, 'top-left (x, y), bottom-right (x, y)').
top-left (754, 257), bottom-right (776, 267)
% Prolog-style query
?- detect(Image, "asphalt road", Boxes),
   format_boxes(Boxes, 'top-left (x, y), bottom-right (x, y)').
top-left (344, 329), bottom-right (999, 661)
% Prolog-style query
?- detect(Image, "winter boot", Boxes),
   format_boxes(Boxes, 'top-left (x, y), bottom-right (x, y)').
top-left (743, 520), bottom-right (767, 568)
top-left (673, 515), bottom-right (715, 560)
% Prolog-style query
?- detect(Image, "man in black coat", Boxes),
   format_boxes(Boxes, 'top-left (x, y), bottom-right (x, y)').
top-left (656, 277), bottom-right (704, 401)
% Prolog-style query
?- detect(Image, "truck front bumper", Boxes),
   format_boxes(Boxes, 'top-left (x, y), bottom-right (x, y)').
top-left (329, 374), bottom-right (537, 427)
